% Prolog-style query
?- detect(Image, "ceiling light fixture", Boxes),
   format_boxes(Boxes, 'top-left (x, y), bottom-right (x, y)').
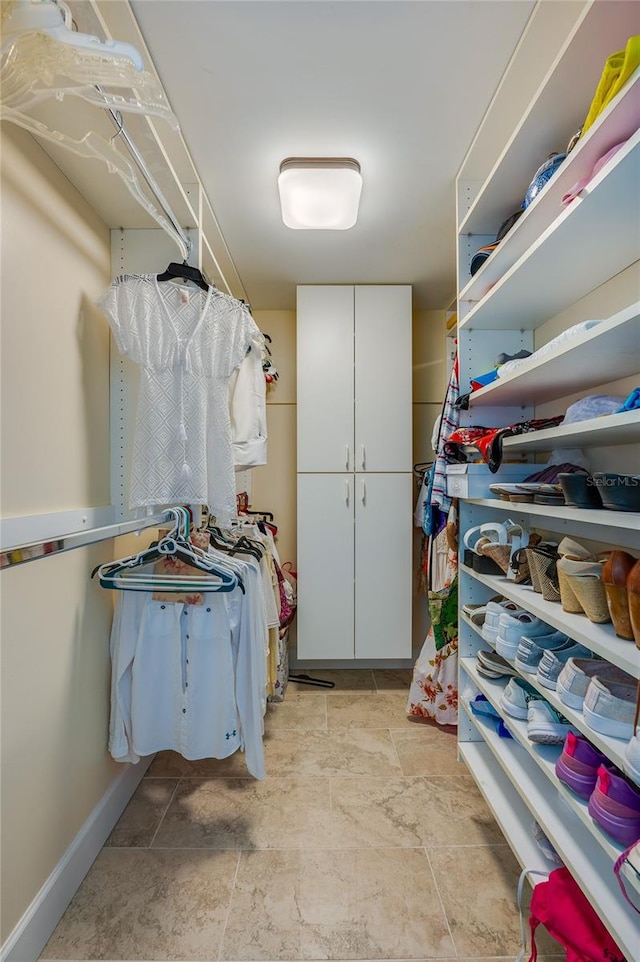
top-left (278, 157), bottom-right (362, 230)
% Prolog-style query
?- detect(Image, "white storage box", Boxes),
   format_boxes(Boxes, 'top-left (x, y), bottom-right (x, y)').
top-left (446, 462), bottom-right (533, 500)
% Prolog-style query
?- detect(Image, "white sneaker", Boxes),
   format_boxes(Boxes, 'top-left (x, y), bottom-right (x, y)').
top-left (496, 612), bottom-right (553, 659)
top-left (481, 602), bottom-right (526, 644)
top-left (499, 677), bottom-right (543, 720)
top-left (527, 701), bottom-right (578, 745)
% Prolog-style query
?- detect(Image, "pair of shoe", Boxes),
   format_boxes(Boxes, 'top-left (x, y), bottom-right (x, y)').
top-left (515, 631), bottom-right (592, 684)
top-left (556, 732), bottom-right (640, 846)
top-left (475, 648), bottom-right (519, 679)
top-left (500, 677), bottom-right (578, 745)
top-left (556, 657), bottom-right (637, 740)
top-left (556, 538), bottom-right (611, 624)
top-left (495, 610), bottom-right (557, 659)
top-left (602, 550), bottom-right (640, 645)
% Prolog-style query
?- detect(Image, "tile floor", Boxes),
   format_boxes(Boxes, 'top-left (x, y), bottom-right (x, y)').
top-left (41, 669), bottom-right (562, 961)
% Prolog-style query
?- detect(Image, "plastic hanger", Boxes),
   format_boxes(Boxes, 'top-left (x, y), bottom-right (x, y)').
top-left (156, 261), bottom-right (210, 292)
top-left (2, 0), bottom-right (144, 69)
top-left (93, 508), bottom-right (243, 593)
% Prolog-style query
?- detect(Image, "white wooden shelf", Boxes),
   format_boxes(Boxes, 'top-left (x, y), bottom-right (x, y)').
top-left (457, 741), bottom-right (551, 872)
top-left (462, 656), bottom-right (638, 798)
top-left (458, 2), bottom-right (640, 236)
top-left (459, 130), bottom-right (640, 332)
top-left (501, 410), bottom-right (640, 452)
top-left (465, 499), bottom-right (640, 552)
top-left (469, 303), bottom-right (640, 408)
top-left (459, 565), bottom-right (640, 679)
top-left (460, 712), bottom-right (640, 962)
top-left (458, 67), bottom-right (640, 280)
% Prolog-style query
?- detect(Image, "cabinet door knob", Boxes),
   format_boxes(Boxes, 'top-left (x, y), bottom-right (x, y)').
top-left (345, 444), bottom-right (350, 470)
top-left (345, 479), bottom-right (350, 505)
top-left (361, 479), bottom-right (366, 504)
top-left (360, 444), bottom-right (366, 470)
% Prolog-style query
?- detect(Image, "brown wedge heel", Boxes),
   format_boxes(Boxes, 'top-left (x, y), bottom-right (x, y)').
top-left (602, 551), bottom-right (636, 640)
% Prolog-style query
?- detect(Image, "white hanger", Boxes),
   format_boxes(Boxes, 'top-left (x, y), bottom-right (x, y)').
top-left (1, 0), bottom-right (143, 70)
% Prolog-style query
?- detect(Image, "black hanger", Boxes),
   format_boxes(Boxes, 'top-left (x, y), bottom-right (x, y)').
top-left (157, 261), bottom-right (210, 292)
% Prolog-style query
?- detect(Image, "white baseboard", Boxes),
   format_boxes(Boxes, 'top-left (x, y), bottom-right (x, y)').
top-left (1, 758), bottom-right (151, 962)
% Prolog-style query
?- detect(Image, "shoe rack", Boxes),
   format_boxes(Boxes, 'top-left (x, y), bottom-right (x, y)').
top-left (454, 4), bottom-right (640, 958)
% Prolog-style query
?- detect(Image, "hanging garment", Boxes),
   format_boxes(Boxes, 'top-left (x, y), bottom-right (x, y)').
top-left (424, 355), bottom-right (460, 536)
top-left (97, 275), bottom-right (262, 524)
top-left (109, 563), bottom-right (268, 778)
top-left (229, 339), bottom-right (268, 470)
top-left (407, 507), bottom-right (459, 726)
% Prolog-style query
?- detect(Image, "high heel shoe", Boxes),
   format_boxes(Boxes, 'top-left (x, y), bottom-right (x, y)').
top-left (602, 551), bottom-right (636, 640)
top-left (627, 559), bottom-right (640, 650)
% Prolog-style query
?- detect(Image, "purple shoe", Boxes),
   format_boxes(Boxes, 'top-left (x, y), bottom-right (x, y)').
top-left (555, 731), bottom-right (608, 799)
top-left (588, 762), bottom-right (640, 846)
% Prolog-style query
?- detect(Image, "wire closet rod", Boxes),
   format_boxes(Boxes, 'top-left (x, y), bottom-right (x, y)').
top-left (0, 513), bottom-right (168, 570)
top-left (106, 106), bottom-right (192, 261)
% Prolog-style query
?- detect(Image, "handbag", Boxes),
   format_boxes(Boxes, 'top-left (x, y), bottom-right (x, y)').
top-left (516, 867), bottom-right (625, 962)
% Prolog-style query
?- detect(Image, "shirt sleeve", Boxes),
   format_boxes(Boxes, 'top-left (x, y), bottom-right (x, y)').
top-left (108, 592), bottom-right (143, 764)
top-left (96, 275), bottom-right (145, 365)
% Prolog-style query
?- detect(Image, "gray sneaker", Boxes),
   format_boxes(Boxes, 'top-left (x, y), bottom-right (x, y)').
top-left (535, 642), bottom-right (592, 690)
top-left (557, 657), bottom-right (634, 710)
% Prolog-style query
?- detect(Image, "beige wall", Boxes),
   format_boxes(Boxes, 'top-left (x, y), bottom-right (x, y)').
top-left (0, 124), bottom-right (121, 942)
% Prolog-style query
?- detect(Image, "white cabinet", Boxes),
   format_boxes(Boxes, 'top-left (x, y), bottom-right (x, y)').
top-left (297, 473), bottom-right (355, 661)
top-left (297, 285), bottom-right (412, 473)
top-left (354, 472), bottom-right (413, 659)
top-left (455, 5), bottom-right (640, 960)
top-left (296, 285), bottom-right (413, 662)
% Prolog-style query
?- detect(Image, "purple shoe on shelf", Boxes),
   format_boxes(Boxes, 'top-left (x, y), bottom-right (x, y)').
top-left (555, 731), bottom-right (608, 799)
top-left (588, 762), bottom-right (640, 846)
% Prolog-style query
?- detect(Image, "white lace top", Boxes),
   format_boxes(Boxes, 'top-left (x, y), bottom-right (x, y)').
top-left (98, 274), bottom-right (261, 524)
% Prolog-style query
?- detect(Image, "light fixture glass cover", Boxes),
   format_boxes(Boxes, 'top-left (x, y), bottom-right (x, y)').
top-left (278, 158), bottom-right (362, 229)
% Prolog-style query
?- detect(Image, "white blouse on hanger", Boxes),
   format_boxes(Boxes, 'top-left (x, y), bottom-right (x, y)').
top-left (98, 275), bottom-right (262, 525)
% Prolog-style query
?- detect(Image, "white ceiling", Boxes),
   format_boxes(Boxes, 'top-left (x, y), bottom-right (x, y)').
top-left (129, 0), bottom-right (537, 311)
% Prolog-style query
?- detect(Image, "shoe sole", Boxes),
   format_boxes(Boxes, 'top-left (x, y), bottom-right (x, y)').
top-left (556, 676), bottom-right (586, 710)
top-left (583, 703), bottom-right (634, 740)
top-left (495, 638), bottom-right (519, 660)
top-left (499, 695), bottom-right (528, 720)
top-left (555, 756), bottom-right (597, 799)
top-left (527, 726), bottom-right (569, 745)
top-left (536, 673), bottom-right (560, 690)
top-left (588, 793), bottom-right (640, 846)
top-left (481, 624), bottom-right (499, 644)
top-left (515, 658), bottom-right (542, 675)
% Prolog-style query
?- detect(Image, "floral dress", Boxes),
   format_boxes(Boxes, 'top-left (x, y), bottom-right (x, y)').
top-left (407, 508), bottom-right (458, 726)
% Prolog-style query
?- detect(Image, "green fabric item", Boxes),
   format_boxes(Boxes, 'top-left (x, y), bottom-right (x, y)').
top-left (428, 575), bottom-right (458, 652)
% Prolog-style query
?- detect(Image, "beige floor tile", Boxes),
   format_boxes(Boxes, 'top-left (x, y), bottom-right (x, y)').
top-left (390, 726), bottom-right (461, 776)
top-left (287, 669), bottom-right (376, 694)
top-left (40, 849), bottom-right (238, 960)
top-left (221, 848), bottom-right (455, 960)
top-left (147, 749), bottom-right (253, 778)
top-left (326, 691), bottom-right (412, 729)
top-left (373, 669), bottom-right (413, 691)
top-left (330, 776), bottom-right (504, 848)
top-left (263, 729), bottom-right (403, 776)
top-left (264, 693), bottom-right (328, 730)
top-left (152, 777), bottom-right (332, 850)
top-left (105, 778), bottom-right (178, 848)
top-left (429, 845), bottom-right (561, 958)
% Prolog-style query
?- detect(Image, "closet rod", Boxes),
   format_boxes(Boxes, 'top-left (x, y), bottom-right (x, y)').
top-left (0, 513), bottom-right (168, 570)
top-left (106, 106), bottom-right (192, 261)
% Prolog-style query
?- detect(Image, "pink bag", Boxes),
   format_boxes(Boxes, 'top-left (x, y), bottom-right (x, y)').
top-left (525, 867), bottom-right (625, 962)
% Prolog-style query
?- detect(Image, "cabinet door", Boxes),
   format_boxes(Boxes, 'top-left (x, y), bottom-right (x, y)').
top-left (354, 473), bottom-right (413, 659)
top-left (297, 473), bottom-right (355, 660)
top-left (354, 286), bottom-right (412, 472)
top-left (297, 286), bottom-right (354, 472)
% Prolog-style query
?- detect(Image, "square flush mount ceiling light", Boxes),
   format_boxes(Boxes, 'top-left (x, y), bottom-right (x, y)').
top-left (278, 158), bottom-right (362, 229)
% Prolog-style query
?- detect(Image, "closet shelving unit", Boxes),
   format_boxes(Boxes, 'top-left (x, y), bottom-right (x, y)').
top-left (455, 3), bottom-right (640, 959)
